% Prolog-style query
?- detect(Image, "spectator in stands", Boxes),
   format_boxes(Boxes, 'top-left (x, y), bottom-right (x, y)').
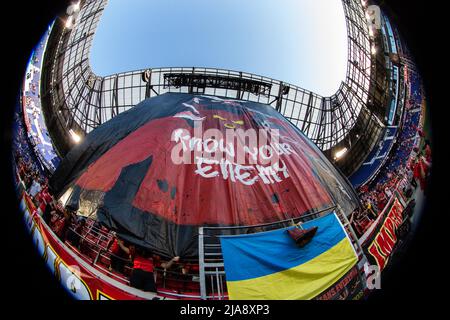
top-left (384, 186), bottom-right (393, 199)
top-left (51, 210), bottom-right (67, 238)
top-left (66, 217), bottom-right (86, 248)
top-left (178, 260), bottom-right (201, 290)
top-left (349, 209), bottom-right (363, 237)
top-left (116, 240), bottom-right (179, 293)
top-left (23, 175), bottom-right (33, 193)
top-left (408, 161), bottom-right (417, 189)
top-left (159, 258), bottom-right (201, 293)
top-left (418, 128), bottom-right (425, 138)
top-left (42, 199), bottom-right (57, 225)
top-left (182, 262), bottom-right (200, 282)
top-left (411, 147), bottom-right (419, 160)
top-left (365, 200), bottom-right (377, 220)
top-left (423, 142), bottom-right (432, 164)
top-left (412, 156), bottom-right (428, 191)
top-left (38, 187), bottom-right (52, 205)
top-left (53, 208), bottom-right (75, 240)
top-left (109, 234), bottom-right (130, 274)
top-left (28, 179), bottom-right (42, 206)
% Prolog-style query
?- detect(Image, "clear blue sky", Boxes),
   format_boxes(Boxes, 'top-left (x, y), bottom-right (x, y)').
top-left (90, 0), bottom-right (348, 96)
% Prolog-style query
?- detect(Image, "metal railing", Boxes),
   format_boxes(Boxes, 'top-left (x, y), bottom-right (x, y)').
top-left (197, 205), bottom-right (345, 300)
top-left (63, 219), bottom-right (204, 298)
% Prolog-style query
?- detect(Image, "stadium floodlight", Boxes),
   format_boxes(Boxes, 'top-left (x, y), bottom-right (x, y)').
top-left (69, 129), bottom-right (82, 144)
top-left (73, 2), bottom-right (81, 12)
top-left (65, 16), bottom-right (74, 29)
top-left (334, 148), bottom-right (348, 160)
top-left (67, 2), bottom-right (80, 15)
top-left (371, 45), bottom-right (377, 55)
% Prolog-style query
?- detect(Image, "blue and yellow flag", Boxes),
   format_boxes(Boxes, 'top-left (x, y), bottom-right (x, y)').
top-left (220, 213), bottom-right (358, 300)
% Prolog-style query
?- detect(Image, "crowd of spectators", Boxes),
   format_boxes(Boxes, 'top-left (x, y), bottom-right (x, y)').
top-left (14, 118), bottom-right (201, 296)
top-left (22, 26), bottom-right (60, 173)
top-left (18, 170), bottom-right (201, 296)
top-left (350, 75), bottom-right (431, 238)
top-left (13, 112), bottom-right (48, 203)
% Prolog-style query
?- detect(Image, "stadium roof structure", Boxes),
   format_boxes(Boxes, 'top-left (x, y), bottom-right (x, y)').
top-left (40, 0), bottom-right (394, 175)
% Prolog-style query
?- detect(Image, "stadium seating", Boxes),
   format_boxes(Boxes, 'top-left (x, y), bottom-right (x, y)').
top-left (21, 30), bottom-right (60, 173)
top-left (349, 127), bottom-right (398, 187)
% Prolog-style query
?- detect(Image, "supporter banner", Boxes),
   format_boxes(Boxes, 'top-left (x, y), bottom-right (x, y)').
top-left (364, 196), bottom-right (405, 271)
top-left (314, 266), bottom-right (364, 300)
top-left (220, 213), bottom-right (358, 300)
top-left (19, 192), bottom-right (161, 301)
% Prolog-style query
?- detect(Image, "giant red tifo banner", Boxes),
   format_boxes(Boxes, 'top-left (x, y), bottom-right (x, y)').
top-left (364, 197), bottom-right (405, 271)
top-left (51, 93), bottom-right (359, 258)
top-left (18, 191), bottom-right (172, 301)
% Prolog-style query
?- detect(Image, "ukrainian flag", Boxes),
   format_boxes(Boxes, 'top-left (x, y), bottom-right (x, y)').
top-left (220, 213), bottom-right (358, 300)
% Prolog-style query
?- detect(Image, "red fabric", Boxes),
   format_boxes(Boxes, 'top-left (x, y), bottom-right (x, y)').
top-left (53, 217), bottom-right (67, 238)
top-left (35, 191), bottom-right (43, 201)
top-left (42, 190), bottom-right (53, 204)
top-left (75, 107), bottom-right (332, 226)
top-left (413, 161), bottom-right (422, 180)
top-left (418, 129), bottom-right (425, 138)
top-left (110, 239), bottom-right (120, 255)
top-left (413, 159), bottom-right (427, 190)
top-left (353, 221), bottom-right (364, 236)
top-left (425, 145), bottom-right (432, 163)
top-left (133, 256), bottom-right (154, 273)
top-left (18, 164), bottom-right (26, 180)
top-left (187, 263), bottom-right (199, 273)
top-left (39, 202), bottom-right (47, 213)
top-left (359, 218), bottom-right (370, 229)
